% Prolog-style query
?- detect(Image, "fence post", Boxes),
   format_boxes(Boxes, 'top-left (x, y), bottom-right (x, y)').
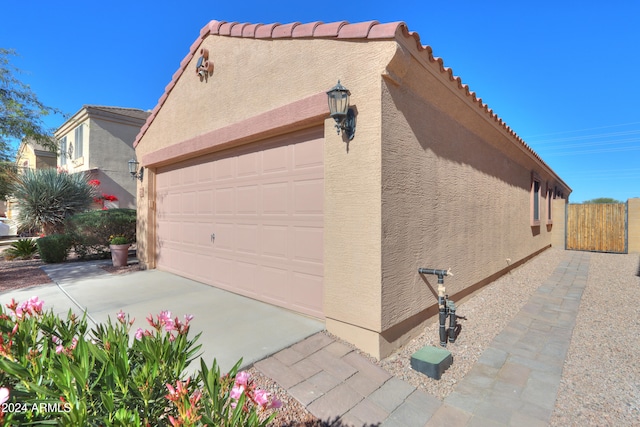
top-left (628, 198), bottom-right (640, 253)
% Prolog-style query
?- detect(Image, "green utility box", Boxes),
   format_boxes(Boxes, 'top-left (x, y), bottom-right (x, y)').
top-left (410, 345), bottom-right (453, 380)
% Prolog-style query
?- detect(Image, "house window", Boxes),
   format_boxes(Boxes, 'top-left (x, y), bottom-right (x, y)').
top-left (530, 172), bottom-right (541, 226)
top-left (74, 125), bottom-right (84, 158)
top-left (60, 137), bottom-right (67, 166)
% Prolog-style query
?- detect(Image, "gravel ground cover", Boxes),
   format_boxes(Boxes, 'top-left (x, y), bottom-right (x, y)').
top-left (375, 247), bottom-right (564, 399)
top-left (550, 252), bottom-right (640, 426)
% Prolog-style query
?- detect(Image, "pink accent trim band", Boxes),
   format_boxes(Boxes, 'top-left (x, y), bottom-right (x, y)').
top-left (141, 92), bottom-right (328, 168)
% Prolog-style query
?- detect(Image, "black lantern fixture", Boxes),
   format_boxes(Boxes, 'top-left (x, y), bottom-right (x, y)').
top-left (327, 80), bottom-right (356, 140)
top-left (128, 158), bottom-right (144, 181)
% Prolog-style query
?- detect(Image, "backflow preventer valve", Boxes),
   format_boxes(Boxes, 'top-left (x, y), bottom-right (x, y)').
top-left (418, 268), bottom-right (461, 347)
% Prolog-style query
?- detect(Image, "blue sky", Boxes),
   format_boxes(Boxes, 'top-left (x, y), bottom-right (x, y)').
top-left (2, 0), bottom-right (638, 202)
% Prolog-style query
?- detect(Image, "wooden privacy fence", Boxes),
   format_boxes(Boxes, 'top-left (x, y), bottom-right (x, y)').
top-left (566, 203), bottom-right (627, 253)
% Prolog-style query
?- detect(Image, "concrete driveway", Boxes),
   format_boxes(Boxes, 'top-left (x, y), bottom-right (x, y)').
top-left (0, 262), bottom-right (324, 373)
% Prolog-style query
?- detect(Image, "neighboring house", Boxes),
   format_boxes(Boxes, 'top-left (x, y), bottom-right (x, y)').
top-left (5, 139), bottom-right (58, 228)
top-left (133, 20), bottom-right (572, 359)
top-left (55, 105), bottom-right (151, 209)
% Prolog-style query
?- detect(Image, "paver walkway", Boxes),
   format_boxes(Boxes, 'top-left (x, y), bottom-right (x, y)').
top-left (255, 250), bottom-right (590, 426)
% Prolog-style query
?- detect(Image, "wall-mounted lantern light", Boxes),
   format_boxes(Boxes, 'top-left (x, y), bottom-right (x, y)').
top-left (327, 80), bottom-right (356, 140)
top-left (128, 158), bottom-right (144, 181)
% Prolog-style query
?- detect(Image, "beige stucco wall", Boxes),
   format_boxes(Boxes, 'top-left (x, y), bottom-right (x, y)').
top-left (373, 39), bottom-right (570, 357)
top-left (628, 198), bottom-right (640, 253)
top-left (87, 115), bottom-right (139, 209)
top-left (135, 34), bottom-right (400, 352)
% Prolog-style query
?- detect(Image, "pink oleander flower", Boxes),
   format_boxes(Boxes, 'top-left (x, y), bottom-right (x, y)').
top-left (0, 387), bottom-right (9, 405)
top-left (116, 310), bottom-right (126, 323)
top-left (253, 389), bottom-right (269, 407)
top-left (158, 310), bottom-right (172, 324)
top-left (191, 389), bottom-right (202, 405)
top-left (235, 371), bottom-right (250, 386)
top-left (55, 345), bottom-right (64, 354)
top-left (269, 397), bottom-right (283, 409)
top-left (230, 384), bottom-right (245, 400)
top-left (135, 328), bottom-right (144, 340)
top-left (27, 296), bottom-right (44, 314)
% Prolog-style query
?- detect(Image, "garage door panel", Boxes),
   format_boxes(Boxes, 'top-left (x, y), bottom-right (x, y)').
top-left (213, 222), bottom-right (235, 251)
top-left (237, 185), bottom-right (259, 215)
top-left (183, 167), bottom-right (196, 184)
top-left (293, 179), bottom-right (323, 214)
top-left (197, 190), bottom-right (213, 214)
top-left (157, 127), bottom-right (324, 319)
top-left (262, 145), bottom-right (288, 174)
top-left (212, 256), bottom-right (234, 288)
top-left (293, 226), bottom-right (323, 264)
top-left (197, 162), bottom-right (213, 182)
top-left (262, 225), bottom-right (288, 259)
top-left (182, 191), bottom-right (197, 214)
top-left (263, 182), bottom-right (288, 215)
top-left (294, 137), bottom-right (323, 169)
top-left (259, 266), bottom-right (289, 304)
top-left (182, 222), bottom-right (201, 246)
top-left (215, 188), bottom-right (234, 214)
top-left (237, 152), bottom-right (259, 178)
top-left (291, 272), bottom-right (323, 312)
top-left (234, 261), bottom-right (258, 296)
top-left (215, 157), bottom-right (235, 181)
top-left (235, 224), bottom-right (259, 255)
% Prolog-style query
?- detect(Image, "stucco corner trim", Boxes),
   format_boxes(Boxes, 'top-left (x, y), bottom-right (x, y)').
top-left (141, 92), bottom-right (329, 168)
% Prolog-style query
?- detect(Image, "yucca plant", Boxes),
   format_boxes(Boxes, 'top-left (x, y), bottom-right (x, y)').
top-left (10, 168), bottom-right (96, 235)
top-left (2, 238), bottom-right (38, 260)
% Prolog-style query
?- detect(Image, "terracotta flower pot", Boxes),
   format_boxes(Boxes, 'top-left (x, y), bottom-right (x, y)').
top-left (110, 244), bottom-right (131, 267)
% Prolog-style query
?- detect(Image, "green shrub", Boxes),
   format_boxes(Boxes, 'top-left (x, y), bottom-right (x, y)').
top-left (0, 299), bottom-right (280, 426)
top-left (109, 235), bottom-right (129, 245)
top-left (2, 238), bottom-right (38, 260)
top-left (66, 209), bottom-right (136, 259)
top-left (36, 234), bottom-right (72, 263)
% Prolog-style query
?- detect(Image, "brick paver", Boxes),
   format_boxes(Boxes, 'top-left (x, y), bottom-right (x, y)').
top-left (442, 250), bottom-right (590, 425)
top-left (253, 250), bottom-right (590, 426)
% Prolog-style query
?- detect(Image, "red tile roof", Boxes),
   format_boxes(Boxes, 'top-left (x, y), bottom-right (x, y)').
top-left (134, 20), bottom-right (567, 189)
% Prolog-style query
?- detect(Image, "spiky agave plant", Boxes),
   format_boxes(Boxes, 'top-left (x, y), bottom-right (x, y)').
top-left (2, 238), bottom-right (38, 260)
top-left (10, 168), bottom-right (96, 235)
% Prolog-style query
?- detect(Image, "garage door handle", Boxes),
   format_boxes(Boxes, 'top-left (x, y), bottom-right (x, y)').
top-left (210, 233), bottom-right (215, 243)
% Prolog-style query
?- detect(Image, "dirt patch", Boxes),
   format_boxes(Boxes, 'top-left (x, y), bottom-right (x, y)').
top-left (1, 253), bottom-right (141, 295)
top-left (100, 263), bottom-right (141, 275)
top-left (0, 258), bottom-right (53, 293)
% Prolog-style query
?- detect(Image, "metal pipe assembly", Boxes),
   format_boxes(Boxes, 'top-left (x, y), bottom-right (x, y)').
top-left (418, 267), bottom-right (461, 347)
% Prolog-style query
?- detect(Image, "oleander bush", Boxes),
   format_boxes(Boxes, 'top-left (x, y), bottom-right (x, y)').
top-left (0, 298), bottom-right (281, 426)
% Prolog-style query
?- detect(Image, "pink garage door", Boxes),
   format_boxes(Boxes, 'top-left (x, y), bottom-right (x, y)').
top-left (155, 127), bottom-right (324, 319)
